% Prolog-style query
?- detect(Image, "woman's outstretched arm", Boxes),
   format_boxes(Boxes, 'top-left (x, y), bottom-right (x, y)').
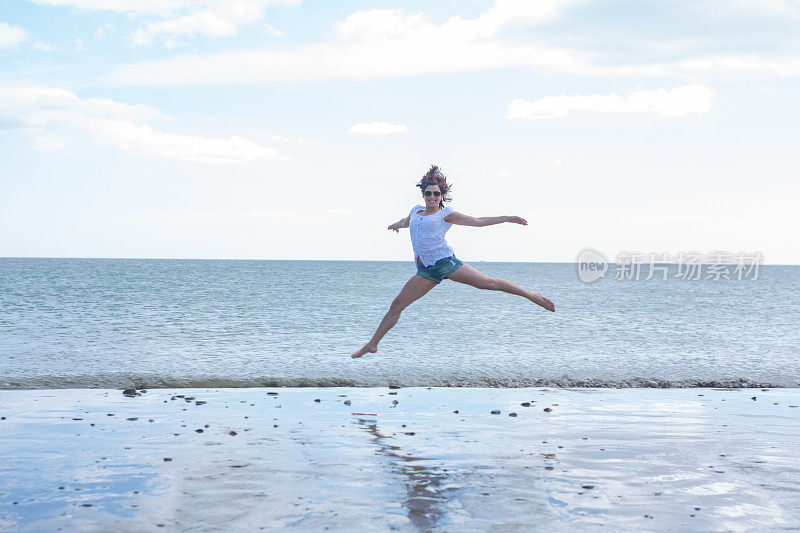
top-left (444, 212), bottom-right (527, 227)
top-left (388, 215), bottom-right (410, 232)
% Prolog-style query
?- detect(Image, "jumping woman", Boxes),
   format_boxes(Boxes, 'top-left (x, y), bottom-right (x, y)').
top-left (351, 165), bottom-right (555, 359)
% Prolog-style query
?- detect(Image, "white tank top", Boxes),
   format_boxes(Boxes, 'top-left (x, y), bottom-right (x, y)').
top-left (409, 204), bottom-right (455, 266)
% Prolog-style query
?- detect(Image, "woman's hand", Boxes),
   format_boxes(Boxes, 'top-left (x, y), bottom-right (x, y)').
top-left (507, 216), bottom-right (528, 226)
top-left (388, 222), bottom-right (400, 232)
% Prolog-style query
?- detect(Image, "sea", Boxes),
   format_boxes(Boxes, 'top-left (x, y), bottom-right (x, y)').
top-left (1, 257), bottom-right (798, 389)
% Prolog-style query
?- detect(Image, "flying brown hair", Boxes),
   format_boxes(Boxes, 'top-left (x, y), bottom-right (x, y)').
top-left (415, 165), bottom-right (453, 208)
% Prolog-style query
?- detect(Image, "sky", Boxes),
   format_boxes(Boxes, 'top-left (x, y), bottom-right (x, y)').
top-left (1, 0), bottom-right (799, 263)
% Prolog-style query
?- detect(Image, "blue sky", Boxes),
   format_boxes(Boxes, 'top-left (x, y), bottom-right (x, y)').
top-left (1, 0), bottom-right (799, 263)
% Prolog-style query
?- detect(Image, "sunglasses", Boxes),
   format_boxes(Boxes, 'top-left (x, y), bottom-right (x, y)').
top-left (423, 190), bottom-right (441, 197)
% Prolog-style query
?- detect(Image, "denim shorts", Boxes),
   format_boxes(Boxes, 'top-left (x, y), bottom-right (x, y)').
top-left (415, 254), bottom-right (463, 284)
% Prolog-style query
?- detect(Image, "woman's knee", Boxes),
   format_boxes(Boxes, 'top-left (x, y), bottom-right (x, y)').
top-left (390, 298), bottom-right (406, 313)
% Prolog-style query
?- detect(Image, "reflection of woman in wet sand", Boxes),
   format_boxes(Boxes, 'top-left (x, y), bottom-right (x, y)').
top-left (352, 165), bottom-right (555, 359)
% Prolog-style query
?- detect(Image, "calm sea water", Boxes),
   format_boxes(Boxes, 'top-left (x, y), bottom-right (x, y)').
top-left (1, 258), bottom-right (798, 389)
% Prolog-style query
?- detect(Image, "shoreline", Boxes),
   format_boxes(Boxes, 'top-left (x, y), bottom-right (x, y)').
top-left (2, 377), bottom-right (794, 391)
top-left (2, 387), bottom-right (799, 531)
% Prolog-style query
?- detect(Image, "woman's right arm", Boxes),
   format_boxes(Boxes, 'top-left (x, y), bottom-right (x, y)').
top-left (388, 215), bottom-right (410, 232)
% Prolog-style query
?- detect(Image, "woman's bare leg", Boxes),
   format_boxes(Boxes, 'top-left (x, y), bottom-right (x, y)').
top-left (445, 263), bottom-right (555, 312)
top-left (351, 275), bottom-right (439, 358)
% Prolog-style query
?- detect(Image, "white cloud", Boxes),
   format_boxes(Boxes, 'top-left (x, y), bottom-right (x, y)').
top-left (27, 0), bottom-right (299, 47)
top-left (263, 22), bottom-right (284, 37)
top-left (348, 121), bottom-right (407, 135)
top-left (262, 131), bottom-right (310, 143)
top-left (0, 87), bottom-right (280, 163)
top-left (88, 119), bottom-right (278, 162)
top-left (0, 22), bottom-right (29, 49)
top-left (134, 2), bottom-right (258, 45)
top-left (120, 0), bottom-right (300, 47)
top-left (32, 41), bottom-right (58, 51)
top-left (94, 23), bottom-right (113, 39)
top-left (104, 1), bottom-right (588, 85)
top-left (29, 0), bottom-right (210, 15)
top-left (74, 37), bottom-right (85, 51)
top-left (102, 0), bottom-right (800, 87)
top-left (32, 134), bottom-right (65, 151)
top-left (506, 85), bottom-right (716, 119)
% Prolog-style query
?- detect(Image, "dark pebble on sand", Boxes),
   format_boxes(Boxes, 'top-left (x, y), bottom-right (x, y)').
top-left (273, 424), bottom-right (278, 428)
top-left (509, 413), bottom-right (517, 417)
top-left (163, 457), bottom-right (172, 462)
top-left (543, 407), bottom-right (552, 412)
top-left (389, 385), bottom-right (401, 389)
top-left (453, 410), bottom-right (459, 414)
top-left (229, 430), bottom-right (237, 436)
top-left (267, 392), bottom-right (278, 396)
top-left (388, 391), bottom-right (397, 395)
top-left (404, 432), bottom-right (416, 436)
top-left (491, 410), bottom-right (501, 415)
top-left (122, 388), bottom-right (137, 397)
top-left (751, 396), bottom-right (757, 401)
top-left (521, 402), bottom-right (531, 407)
top-left (392, 400), bottom-right (398, 405)
top-left (1, 416), bottom-right (5, 420)
top-left (314, 399), bottom-right (321, 403)
top-left (544, 466), bottom-right (554, 470)
top-left (126, 417), bottom-right (138, 421)
top-left (72, 418), bottom-right (83, 421)
top-left (81, 503), bottom-right (93, 507)
top-left (185, 396), bottom-right (196, 401)
top-left (195, 429), bottom-right (204, 433)
top-left (196, 401), bottom-right (206, 405)
top-left (694, 507), bottom-right (701, 510)
top-left (582, 485), bottom-right (594, 489)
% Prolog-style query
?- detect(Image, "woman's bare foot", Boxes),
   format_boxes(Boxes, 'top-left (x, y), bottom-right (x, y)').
top-left (531, 293), bottom-right (555, 312)
top-left (351, 343), bottom-right (378, 358)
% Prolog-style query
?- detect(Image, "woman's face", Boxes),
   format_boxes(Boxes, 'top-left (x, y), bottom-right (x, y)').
top-left (423, 184), bottom-right (441, 208)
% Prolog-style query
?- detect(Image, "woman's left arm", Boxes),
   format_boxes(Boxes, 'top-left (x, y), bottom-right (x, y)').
top-left (444, 212), bottom-right (527, 227)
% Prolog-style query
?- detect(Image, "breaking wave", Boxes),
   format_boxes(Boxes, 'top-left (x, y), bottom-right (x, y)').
top-left (0, 373), bottom-right (789, 390)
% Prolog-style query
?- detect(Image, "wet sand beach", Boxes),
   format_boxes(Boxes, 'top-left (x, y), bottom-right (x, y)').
top-left (2, 387), bottom-right (799, 531)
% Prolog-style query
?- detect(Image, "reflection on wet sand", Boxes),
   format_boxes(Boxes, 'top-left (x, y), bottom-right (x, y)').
top-left (355, 416), bottom-right (456, 530)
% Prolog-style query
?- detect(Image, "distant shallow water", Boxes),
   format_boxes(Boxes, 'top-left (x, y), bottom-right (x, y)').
top-left (1, 258), bottom-right (799, 389)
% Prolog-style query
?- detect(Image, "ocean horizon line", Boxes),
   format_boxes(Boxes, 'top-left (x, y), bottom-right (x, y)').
top-left (1, 256), bottom-right (798, 266)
